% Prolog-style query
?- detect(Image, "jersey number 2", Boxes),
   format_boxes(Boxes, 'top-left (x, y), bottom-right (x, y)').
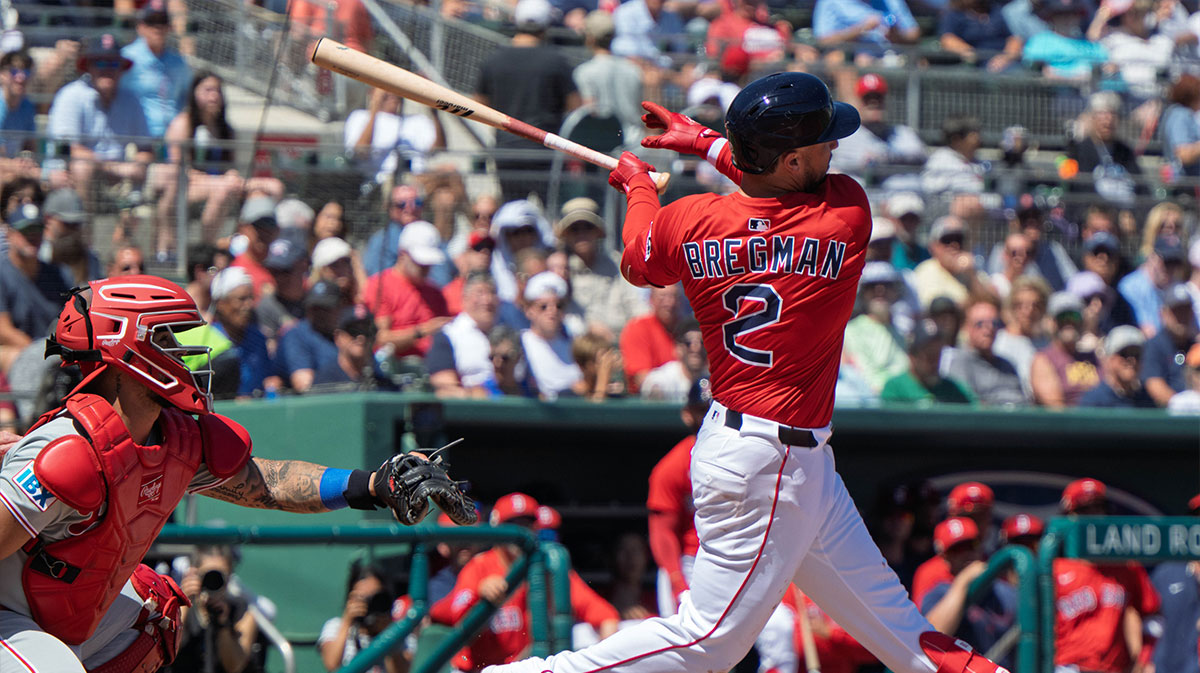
top-left (721, 283), bottom-right (782, 367)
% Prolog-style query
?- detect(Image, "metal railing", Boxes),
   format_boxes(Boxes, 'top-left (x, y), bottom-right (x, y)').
top-left (965, 545), bottom-right (1038, 673)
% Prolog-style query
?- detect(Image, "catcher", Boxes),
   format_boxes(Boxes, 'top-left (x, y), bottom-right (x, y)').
top-left (0, 275), bottom-right (474, 673)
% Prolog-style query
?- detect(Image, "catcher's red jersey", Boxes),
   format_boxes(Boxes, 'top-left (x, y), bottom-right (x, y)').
top-left (624, 174), bottom-right (870, 428)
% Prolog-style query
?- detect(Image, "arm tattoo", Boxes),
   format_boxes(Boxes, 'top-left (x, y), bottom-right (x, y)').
top-left (202, 458), bottom-right (328, 513)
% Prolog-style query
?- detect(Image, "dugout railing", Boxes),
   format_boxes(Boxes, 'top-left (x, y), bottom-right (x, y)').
top-left (156, 523), bottom-right (575, 673)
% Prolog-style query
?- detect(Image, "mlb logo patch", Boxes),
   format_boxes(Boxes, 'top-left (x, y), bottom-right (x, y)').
top-left (748, 218), bottom-right (770, 232)
top-left (13, 462), bottom-right (54, 511)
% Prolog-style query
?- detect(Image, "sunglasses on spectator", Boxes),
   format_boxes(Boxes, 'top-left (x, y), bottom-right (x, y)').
top-left (939, 234), bottom-right (964, 246)
top-left (1006, 247), bottom-right (1029, 257)
top-left (89, 59), bottom-right (126, 71)
top-left (1117, 348), bottom-right (1142, 360)
top-left (473, 210), bottom-right (495, 220)
top-left (507, 225), bottom-right (538, 237)
top-left (971, 318), bottom-right (1002, 329)
top-left (491, 351), bottom-right (514, 364)
top-left (533, 299), bottom-right (565, 311)
top-left (5, 67), bottom-right (29, 79)
top-left (391, 198), bottom-right (422, 209)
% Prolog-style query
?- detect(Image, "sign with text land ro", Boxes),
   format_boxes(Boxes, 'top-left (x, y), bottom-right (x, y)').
top-left (1055, 517), bottom-right (1200, 562)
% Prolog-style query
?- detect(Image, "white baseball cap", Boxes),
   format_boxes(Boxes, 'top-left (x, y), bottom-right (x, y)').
top-left (514, 0), bottom-right (552, 29)
top-left (870, 217), bottom-right (896, 243)
top-left (210, 266), bottom-right (253, 301)
top-left (888, 192), bottom-right (925, 218)
top-left (312, 236), bottom-right (352, 270)
top-left (524, 271), bottom-right (568, 302)
top-left (399, 221), bottom-right (446, 267)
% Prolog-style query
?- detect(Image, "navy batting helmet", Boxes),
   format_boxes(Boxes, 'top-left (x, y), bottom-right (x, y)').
top-left (725, 72), bottom-right (860, 174)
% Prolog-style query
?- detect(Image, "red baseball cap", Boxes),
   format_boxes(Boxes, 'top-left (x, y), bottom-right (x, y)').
top-left (468, 230), bottom-right (495, 251)
top-left (1061, 478), bottom-right (1107, 513)
top-left (719, 45), bottom-right (750, 78)
top-left (490, 492), bottom-right (540, 525)
top-left (1187, 493), bottom-right (1200, 515)
top-left (947, 482), bottom-right (994, 516)
top-left (1001, 513), bottom-right (1045, 542)
top-left (536, 505), bottom-right (561, 531)
top-left (934, 517), bottom-right (979, 554)
top-left (856, 73), bottom-right (888, 98)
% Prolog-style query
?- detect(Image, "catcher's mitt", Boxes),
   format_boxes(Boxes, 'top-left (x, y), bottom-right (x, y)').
top-left (373, 446), bottom-right (476, 526)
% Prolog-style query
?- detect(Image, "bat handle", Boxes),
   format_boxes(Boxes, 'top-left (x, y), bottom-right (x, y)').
top-left (650, 171), bottom-right (671, 193)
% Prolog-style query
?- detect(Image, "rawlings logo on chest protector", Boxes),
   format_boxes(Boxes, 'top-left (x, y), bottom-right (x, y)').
top-left (138, 475), bottom-right (164, 506)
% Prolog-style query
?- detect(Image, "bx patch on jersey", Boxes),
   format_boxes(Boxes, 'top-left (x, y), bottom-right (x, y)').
top-left (748, 218), bottom-right (770, 232)
top-left (13, 462), bottom-right (55, 511)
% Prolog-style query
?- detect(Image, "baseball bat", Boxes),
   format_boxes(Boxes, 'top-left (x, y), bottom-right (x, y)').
top-left (797, 601), bottom-right (822, 673)
top-left (310, 38), bottom-right (671, 192)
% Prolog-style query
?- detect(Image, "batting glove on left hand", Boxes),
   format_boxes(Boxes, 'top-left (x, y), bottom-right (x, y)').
top-left (640, 101), bottom-right (724, 157)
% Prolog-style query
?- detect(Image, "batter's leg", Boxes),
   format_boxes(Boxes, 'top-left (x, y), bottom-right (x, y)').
top-left (793, 460), bottom-right (937, 673)
top-left (0, 611), bottom-right (85, 673)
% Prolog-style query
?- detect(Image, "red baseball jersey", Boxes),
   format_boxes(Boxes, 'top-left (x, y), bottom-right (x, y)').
top-left (430, 548), bottom-right (619, 672)
top-left (1053, 559), bottom-right (1161, 672)
top-left (621, 174), bottom-right (870, 428)
top-left (647, 435), bottom-right (700, 558)
top-left (911, 556), bottom-right (953, 609)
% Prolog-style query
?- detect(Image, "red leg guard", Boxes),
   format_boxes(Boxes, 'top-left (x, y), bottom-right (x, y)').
top-left (87, 566), bottom-right (189, 673)
top-left (919, 632), bottom-right (1010, 673)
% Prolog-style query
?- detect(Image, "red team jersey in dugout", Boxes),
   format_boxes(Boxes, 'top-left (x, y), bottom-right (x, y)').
top-left (1053, 559), bottom-right (1161, 672)
top-left (623, 174), bottom-right (870, 428)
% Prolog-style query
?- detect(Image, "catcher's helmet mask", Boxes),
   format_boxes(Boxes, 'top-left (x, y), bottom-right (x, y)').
top-left (725, 72), bottom-right (860, 175)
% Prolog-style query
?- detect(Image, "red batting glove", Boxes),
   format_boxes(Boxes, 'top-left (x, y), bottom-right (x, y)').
top-left (640, 101), bottom-right (724, 157)
top-left (608, 151), bottom-right (657, 194)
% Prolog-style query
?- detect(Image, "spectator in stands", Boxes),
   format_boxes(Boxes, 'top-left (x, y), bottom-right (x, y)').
top-left (428, 272), bottom-right (501, 398)
top-left (488, 325), bottom-right (533, 397)
top-left (364, 183), bottom-right (424, 276)
top-left (843, 262), bottom-right (910, 392)
top-left (705, 0), bottom-right (792, 66)
top-left (912, 216), bottom-right (993, 309)
top-left (812, 0), bottom-right (920, 61)
top-left (1150, 494), bottom-right (1200, 670)
top-left (291, 0), bottom-right (374, 54)
top-left (278, 280), bottom-right (340, 393)
top-left (521, 271), bottom-right (583, 399)
top-left (0, 205), bottom-right (68, 374)
top-left (174, 544), bottom-right (264, 673)
top-left (184, 266), bottom-right (278, 399)
top-left (1087, 0), bottom-right (1173, 101)
top-left (0, 49), bottom-right (36, 183)
top-left (939, 0), bottom-right (1024, 71)
top-left (947, 299), bottom-right (1028, 406)
top-left (929, 296), bottom-right (964, 368)
top-left (1022, 0), bottom-right (1109, 80)
top-left (1138, 202), bottom-right (1186, 264)
top-left (1142, 283), bottom-right (1197, 406)
top-left (1188, 238), bottom-right (1200, 315)
top-left (1120, 235), bottom-right (1188, 337)
top-left (186, 242), bottom-right (219, 317)
top-left (276, 198), bottom-right (314, 245)
top-left (1030, 292), bottom-right (1100, 407)
top-left (572, 330), bottom-right (624, 402)
top-left (431, 492), bottom-right (620, 671)
top-left (313, 305), bottom-right (396, 391)
top-left (1168, 343), bottom-right (1200, 412)
top-left (230, 196), bottom-right (281, 298)
top-left (1066, 92), bottom-right (1141, 206)
top-left (1078, 325), bottom-right (1155, 407)
top-left (478, 0), bottom-right (580, 203)
top-left (993, 276), bottom-right (1050, 394)
top-left (921, 115), bottom-right (986, 195)
top-left (1001, 0), bottom-right (1051, 40)
top-left (556, 197), bottom-right (645, 336)
top-left (881, 319), bottom-right (975, 404)
top-left (1078, 227), bottom-right (1124, 291)
top-left (318, 564), bottom-right (406, 673)
top-left (638, 319), bottom-right (705, 402)
top-left (1066, 270), bottom-right (1127, 353)
top-left (106, 240), bottom-right (144, 278)
top-left (1162, 73), bottom-right (1200, 179)
top-left (986, 200), bottom-right (1077, 291)
top-left (574, 11), bottom-right (645, 145)
top-left (920, 517), bottom-right (1016, 669)
top-left (256, 236), bottom-right (309, 343)
top-left (1054, 478), bottom-right (1162, 673)
top-left (313, 200), bottom-right (346, 245)
top-left (886, 192), bottom-right (929, 270)
top-left (621, 284), bottom-right (683, 394)
top-left (41, 187), bottom-right (100, 284)
top-left (833, 74), bottom-right (926, 177)
top-left (611, 0), bottom-right (688, 61)
top-left (119, 0), bottom-right (189, 139)
top-left (989, 232), bottom-right (1033, 299)
top-left (47, 34), bottom-right (153, 203)
top-left (445, 231), bottom-right (494, 315)
top-left (344, 87), bottom-right (444, 185)
top-left (365, 220), bottom-right (452, 359)
top-left (490, 199), bottom-right (553, 303)
top-left (312, 236), bottom-right (364, 308)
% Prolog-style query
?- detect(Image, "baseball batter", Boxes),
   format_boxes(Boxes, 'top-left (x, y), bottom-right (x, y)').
top-left (484, 72), bottom-right (1006, 673)
top-left (0, 276), bottom-right (474, 672)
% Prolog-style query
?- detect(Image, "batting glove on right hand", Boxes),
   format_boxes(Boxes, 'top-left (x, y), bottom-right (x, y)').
top-left (640, 101), bottom-right (724, 157)
top-left (608, 151), bottom-right (657, 195)
top-left (372, 452), bottom-right (477, 526)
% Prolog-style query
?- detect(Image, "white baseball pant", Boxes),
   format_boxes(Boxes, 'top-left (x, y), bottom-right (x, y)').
top-left (485, 401), bottom-right (939, 673)
top-left (0, 580), bottom-right (142, 672)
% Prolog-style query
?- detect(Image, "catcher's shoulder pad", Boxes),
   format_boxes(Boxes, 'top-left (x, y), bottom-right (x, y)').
top-left (198, 414), bottom-right (253, 479)
top-left (34, 435), bottom-right (106, 513)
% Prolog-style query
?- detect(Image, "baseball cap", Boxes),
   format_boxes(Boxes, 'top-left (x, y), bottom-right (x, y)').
top-left (1001, 513), bottom-right (1045, 542)
top-left (856, 73), bottom-right (888, 98)
top-left (933, 517), bottom-right (979, 554)
top-left (305, 279), bottom-right (342, 308)
top-left (491, 199), bottom-right (546, 238)
top-left (1048, 291), bottom-right (1084, 320)
top-left (1067, 271), bottom-right (1108, 301)
top-left (908, 319), bottom-right (943, 353)
top-left (1155, 235), bottom-right (1186, 263)
top-left (6, 203), bottom-right (41, 233)
top-left (78, 34), bottom-right (132, 71)
top-left (513, 0), bottom-right (552, 30)
top-left (928, 216), bottom-right (963, 243)
top-left (583, 10), bottom-right (615, 41)
top-left (1103, 325), bottom-right (1145, 356)
top-left (1084, 231), bottom-right (1120, 256)
top-left (859, 261), bottom-right (900, 286)
top-left (1186, 343), bottom-right (1200, 369)
top-left (1087, 91), bottom-right (1122, 114)
top-left (524, 271), bottom-right (568, 302)
top-left (210, 266), bottom-right (253, 301)
top-left (869, 217), bottom-right (896, 243)
top-left (1189, 238), bottom-right (1200, 268)
top-left (1061, 478), bottom-right (1107, 513)
top-left (43, 188), bottom-right (87, 224)
top-left (719, 45), bottom-right (751, 78)
top-left (947, 481), bottom-right (993, 516)
top-left (311, 236), bottom-right (353, 270)
top-left (336, 304), bottom-right (376, 337)
top-left (686, 377), bottom-right (712, 409)
top-left (1161, 282), bottom-right (1193, 309)
top-left (137, 0), bottom-right (171, 24)
top-left (490, 492), bottom-right (540, 525)
top-left (468, 230), bottom-right (495, 252)
top-left (399, 221), bottom-right (446, 266)
top-left (265, 236), bottom-right (306, 271)
top-left (928, 295), bottom-right (959, 316)
top-left (239, 196), bottom-right (279, 229)
top-left (888, 192), bottom-right (925, 218)
top-left (536, 505), bottom-right (562, 531)
top-left (556, 197), bottom-right (605, 237)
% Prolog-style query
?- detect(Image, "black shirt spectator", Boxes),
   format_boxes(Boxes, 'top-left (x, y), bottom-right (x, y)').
top-left (311, 306), bottom-right (398, 391)
top-left (938, 0), bottom-right (1021, 71)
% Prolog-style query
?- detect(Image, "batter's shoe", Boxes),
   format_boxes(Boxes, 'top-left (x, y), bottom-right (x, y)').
top-left (920, 632), bottom-right (1010, 673)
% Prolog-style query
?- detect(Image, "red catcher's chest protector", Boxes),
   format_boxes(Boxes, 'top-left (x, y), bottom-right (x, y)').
top-left (21, 394), bottom-right (204, 645)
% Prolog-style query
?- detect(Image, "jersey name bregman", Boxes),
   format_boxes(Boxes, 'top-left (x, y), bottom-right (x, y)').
top-left (682, 236), bottom-right (847, 281)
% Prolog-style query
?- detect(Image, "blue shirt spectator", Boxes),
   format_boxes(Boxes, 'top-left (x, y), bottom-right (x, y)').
top-left (921, 580), bottom-right (1018, 668)
top-left (278, 320), bottom-right (339, 389)
top-left (219, 321), bottom-right (273, 398)
top-left (1022, 29), bottom-right (1107, 79)
top-left (120, 35), bottom-right (191, 138)
top-left (363, 184), bottom-right (423, 276)
top-left (611, 0), bottom-right (688, 61)
top-left (1077, 380), bottom-right (1156, 407)
top-left (1001, 0), bottom-right (1051, 40)
top-left (47, 76), bottom-right (150, 162)
top-left (1162, 76), bottom-right (1200, 178)
top-left (1151, 562), bottom-right (1200, 673)
top-left (938, 4), bottom-right (1013, 54)
top-left (813, 0), bottom-right (919, 48)
top-left (0, 213), bottom-right (70, 343)
top-left (1142, 330), bottom-right (1188, 396)
top-left (0, 50), bottom-right (36, 158)
top-left (1117, 240), bottom-right (1184, 335)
